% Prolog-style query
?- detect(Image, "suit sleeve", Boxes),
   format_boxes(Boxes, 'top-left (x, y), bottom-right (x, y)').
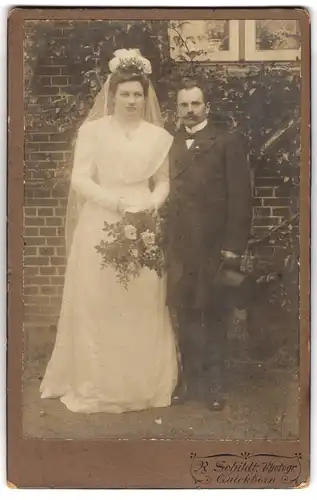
top-left (222, 132), bottom-right (252, 254)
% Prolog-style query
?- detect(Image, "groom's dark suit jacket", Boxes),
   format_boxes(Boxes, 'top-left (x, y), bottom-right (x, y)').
top-left (166, 122), bottom-right (252, 309)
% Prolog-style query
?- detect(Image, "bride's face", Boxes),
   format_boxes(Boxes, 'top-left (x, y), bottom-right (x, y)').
top-left (113, 81), bottom-right (145, 120)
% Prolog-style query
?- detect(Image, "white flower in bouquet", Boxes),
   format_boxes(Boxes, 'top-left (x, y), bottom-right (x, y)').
top-left (141, 230), bottom-right (156, 247)
top-left (124, 224), bottom-right (137, 240)
top-left (131, 248), bottom-right (139, 258)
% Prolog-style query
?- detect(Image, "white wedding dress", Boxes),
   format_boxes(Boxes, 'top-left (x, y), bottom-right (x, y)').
top-left (40, 116), bottom-right (178, 414)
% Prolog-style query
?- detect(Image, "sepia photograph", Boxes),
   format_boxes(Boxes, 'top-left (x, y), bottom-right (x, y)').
top-left (7, 7), bottom-right (310, 488)
top-left (23, 16), bottom-right (301, 438)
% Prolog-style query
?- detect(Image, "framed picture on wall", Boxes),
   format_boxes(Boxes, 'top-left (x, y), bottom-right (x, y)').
top-left (245, 20), bottom-right (301, 61)
top-left (168, 20), bottom-right (240, 62)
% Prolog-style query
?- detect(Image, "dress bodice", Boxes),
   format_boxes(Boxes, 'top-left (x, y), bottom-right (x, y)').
top-left (89, 116), bottom-right (171, 186)
top-left (70, 115), bottom-right (173, 209)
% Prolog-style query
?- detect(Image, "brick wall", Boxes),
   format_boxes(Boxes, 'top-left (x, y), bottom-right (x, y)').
top-left (252, 160), bottom-right (297, 270)
top-left (23, 50), bottom-right (299, 334)
top-left (24, 52), bottom-right (71, 334)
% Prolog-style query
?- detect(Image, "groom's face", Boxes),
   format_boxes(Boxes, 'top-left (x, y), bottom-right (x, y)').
top-left (177, 86), bottom-right (210, 128)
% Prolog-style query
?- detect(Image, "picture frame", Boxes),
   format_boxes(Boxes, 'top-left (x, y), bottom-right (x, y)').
top-left (168, 19), bottom-right (240, 62)
top-left (245, 19), bottom-right (301, 62)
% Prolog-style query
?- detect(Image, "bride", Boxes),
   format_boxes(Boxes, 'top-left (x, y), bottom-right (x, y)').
top-left (40, 49), bottom-right (178, 414)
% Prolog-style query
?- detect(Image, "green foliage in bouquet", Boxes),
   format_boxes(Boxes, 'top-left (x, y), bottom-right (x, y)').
top-left (95, 210), bottom-right (166, 289)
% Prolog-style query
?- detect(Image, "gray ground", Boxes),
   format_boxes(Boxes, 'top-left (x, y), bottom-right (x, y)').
top-left (23, 354), bottom-right (299, 441)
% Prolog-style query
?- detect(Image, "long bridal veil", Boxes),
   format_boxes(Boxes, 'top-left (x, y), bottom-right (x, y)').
top-left (65, 49), bottom-right (165, 257)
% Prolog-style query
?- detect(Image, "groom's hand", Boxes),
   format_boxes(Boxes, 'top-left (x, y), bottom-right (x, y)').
top-left (220, 250), bottom-right (241, 272)
top-left (221, 250), bottom-right (240, 260)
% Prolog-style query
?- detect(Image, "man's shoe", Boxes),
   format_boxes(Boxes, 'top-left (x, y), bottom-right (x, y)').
top-left (205, 388), bottom-right (226, 411)
top-left (206, 397), bottom-right (226, 411)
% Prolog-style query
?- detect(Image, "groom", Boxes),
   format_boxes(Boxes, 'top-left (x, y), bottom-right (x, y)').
top-left (166, 78), bottom-right (252, 410)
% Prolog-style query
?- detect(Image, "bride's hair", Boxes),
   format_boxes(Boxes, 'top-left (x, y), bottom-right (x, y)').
top-left (108, 68), bottom-right (150, 98)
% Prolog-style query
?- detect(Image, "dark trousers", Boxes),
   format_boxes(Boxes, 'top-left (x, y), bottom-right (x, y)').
top-left (176, 290), bottom-right (230, 400)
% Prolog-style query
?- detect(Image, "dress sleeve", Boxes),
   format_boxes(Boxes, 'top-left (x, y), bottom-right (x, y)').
top-left (71, 122), bottom-right (118, 212)
top-left (151, 154), bottom-right (170, 210)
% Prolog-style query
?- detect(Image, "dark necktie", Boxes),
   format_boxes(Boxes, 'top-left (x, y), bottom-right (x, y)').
top-left (183, 130), bottom-right (196, 141)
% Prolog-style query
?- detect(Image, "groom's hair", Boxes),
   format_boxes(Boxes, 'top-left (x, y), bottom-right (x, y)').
top-left (109, 69), bottom-right (150, 97)
top-left (176, 77), bottom-right (209, 103)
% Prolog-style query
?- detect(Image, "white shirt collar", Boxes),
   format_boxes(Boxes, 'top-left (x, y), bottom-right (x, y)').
top-left (185, 119), bottom-right (208, 135)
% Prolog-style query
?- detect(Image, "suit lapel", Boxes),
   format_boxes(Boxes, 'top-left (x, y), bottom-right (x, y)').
top-left (172, 131), bottom-right (190, 177)
top-left (171, 123), bottom-right (218, 179)
top-left (190, 122), bottom-right (218, 152)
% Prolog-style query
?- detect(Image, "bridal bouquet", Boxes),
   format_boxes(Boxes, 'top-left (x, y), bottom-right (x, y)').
top-left (95, 209), bottom-right (166, 288)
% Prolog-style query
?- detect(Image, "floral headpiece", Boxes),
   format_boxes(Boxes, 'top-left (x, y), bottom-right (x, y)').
top-left (108, 49), bottom-right (152, 75)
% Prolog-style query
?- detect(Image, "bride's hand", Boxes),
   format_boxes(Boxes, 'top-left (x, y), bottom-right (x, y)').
top-left (122, 199), bottom-right (157, 215)
top-left (117, 198), bottom-right (132, 216)
top-left (117, 199), bottom-right (144, 216)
